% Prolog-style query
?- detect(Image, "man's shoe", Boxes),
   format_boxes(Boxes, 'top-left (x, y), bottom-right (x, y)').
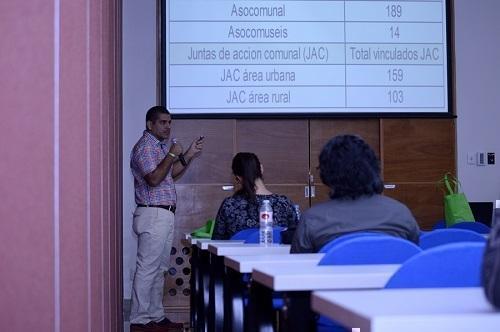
top-left (154, 318), bottom-right (184, 331)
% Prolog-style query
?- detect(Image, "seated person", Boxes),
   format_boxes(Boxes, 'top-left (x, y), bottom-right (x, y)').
top-left (291, 135), bottom-right (420, 253)
top-left (212, 152), bottom-right (298, 240)
top-left (482, 218), bottom-right (500, 308)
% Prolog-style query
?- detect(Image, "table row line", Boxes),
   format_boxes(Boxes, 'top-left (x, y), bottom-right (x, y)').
top-left (168, 86), bottom-right (446, 108)
top-left (168, 1), bottom-right (443, 22)
top-left (169, 22), bottom-right (444, 43)
top-left (168, 64), bottom-right (446, 86)
top-left (170, 44), bottom-right (444, 64)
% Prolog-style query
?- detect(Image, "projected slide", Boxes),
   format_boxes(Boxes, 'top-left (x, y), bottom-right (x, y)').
top-left (164, 0), bottom-right (450, 115)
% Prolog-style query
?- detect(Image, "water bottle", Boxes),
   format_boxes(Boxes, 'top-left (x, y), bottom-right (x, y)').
top-left (259, 200), bottom-right (273, 245)
top-left (294, 204), bottom-right (301, 222)
top-left (493, 200), bottom-right (500, 228)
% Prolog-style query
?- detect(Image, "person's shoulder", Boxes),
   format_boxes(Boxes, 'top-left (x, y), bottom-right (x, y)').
top-left (131, 133), bottom-right (152, 153)
top-left (372, 194), bottom-right (413, 214)
top-left (222, 195), bottom-right (247, 206)
top-left (271, 193), bottom-right (293, 203)
top-left (301, 200), bottom-right (337, 219)
top-left (373, 194), bottom-right (406, 206)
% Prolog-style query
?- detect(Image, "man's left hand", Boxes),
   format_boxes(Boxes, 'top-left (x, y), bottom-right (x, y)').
top-left (184, 136), bottom-right (205, 159)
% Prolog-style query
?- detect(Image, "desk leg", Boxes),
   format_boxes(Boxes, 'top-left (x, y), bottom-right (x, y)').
top-left (208, 254), bottom-right (225, 332)
top-left (224, 269), bottom-right (246, 332)
top-left (196, 250), bottom-right (210, 332)
top-left (280, 291), bottom-right (316, 332)
top-left (190, 245), bottom-right (199, 330)
top-left (246, 280), bottom-right (274, 332)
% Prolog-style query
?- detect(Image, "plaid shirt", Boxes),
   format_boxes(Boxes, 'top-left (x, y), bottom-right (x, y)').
top-left (130, 131), bottom-right (176, 205)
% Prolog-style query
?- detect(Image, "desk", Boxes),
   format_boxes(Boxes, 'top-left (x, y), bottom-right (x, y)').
top-left (223, 253), bottom-right (323, 332)
top-left (189, 239), bottom-right (244, 332)
top-left (225, 253), bottom-right (324, 273)
top-left (311, 287), bottom-right (500, 332)
top-left (248, 264), bottom-right (400, 332)
top-left (206, 243), bottom-right (290, 332)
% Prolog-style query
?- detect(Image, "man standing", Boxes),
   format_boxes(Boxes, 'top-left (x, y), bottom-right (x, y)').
top-left (129, 106), bottom-right (204, 331)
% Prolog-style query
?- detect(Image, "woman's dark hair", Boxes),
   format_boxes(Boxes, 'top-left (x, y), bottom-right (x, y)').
top-left (319, 135), bottom-right (383, 200)
top-left (232, 152), bottom-right (263, 201)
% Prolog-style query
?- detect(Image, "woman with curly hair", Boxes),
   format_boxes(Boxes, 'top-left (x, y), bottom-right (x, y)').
top-left (291, 135), bottom-right (420, 253)
top-left (212, 152), bottom-right (298, 240)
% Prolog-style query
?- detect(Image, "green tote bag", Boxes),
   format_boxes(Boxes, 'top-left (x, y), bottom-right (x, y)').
top-left (440, 173), bottom-right (475, 227)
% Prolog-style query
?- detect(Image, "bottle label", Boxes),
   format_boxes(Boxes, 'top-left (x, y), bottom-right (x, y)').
top-left (260, 212), bottom-right (271, 220)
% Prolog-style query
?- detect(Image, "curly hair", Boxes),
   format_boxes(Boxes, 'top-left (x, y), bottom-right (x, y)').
top-left (232, 152), bottom-right (263, 202)
top-left (319, 135), bottom-right (383, 200)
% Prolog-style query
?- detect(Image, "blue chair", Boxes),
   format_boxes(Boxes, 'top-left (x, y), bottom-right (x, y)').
top-left (316, 236), bottom-right (422, 332)
top-left (451, 221), bottom-right (491, 234)
top-left (319, 231), bottom-right (387, 253)
top-left (432, 220), bottom-right (446, 230)
top-left (244, 226), bottom-right (284, 244)
top-left (230, 228), bottom-right (259, 240)
top-left (385, 242), bottom-right (485, 288)
top-left (419, 228), bottom-right (486, 250)
top-left (318, 236), bottom-right (422, 265)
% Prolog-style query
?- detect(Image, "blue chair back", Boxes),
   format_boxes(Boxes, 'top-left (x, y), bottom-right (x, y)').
top-left (230, 228), bottom-right (258, 240)
top-left (385, 242), bottom-right (485, 288)
top-left (318, 236), bottom-right (422, 265)
top-left (451, 221), bottom-right (491, 234)
top-left (316, 235), bottom-right (421, 332)
top-left (244, 226), bottom-right (284, 244)
top-left (419, 228), bottom-right (486, 250)
top-left (319, 232), bottom-right (387, 253)
top-left (432, 220), bottom-right (446, 230)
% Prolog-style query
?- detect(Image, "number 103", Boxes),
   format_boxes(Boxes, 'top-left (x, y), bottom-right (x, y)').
top-left (388, 90), bottom-right (404, 104)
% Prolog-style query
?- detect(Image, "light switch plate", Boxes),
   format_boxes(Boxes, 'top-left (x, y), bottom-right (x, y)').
top-left (477, 152), bottom-right (487, 166)
top-left (467, 153), bottom-right (475, 165)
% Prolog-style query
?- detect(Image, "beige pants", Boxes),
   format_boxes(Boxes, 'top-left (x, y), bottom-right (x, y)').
top-left (130, 207), bottom-right (175, 324)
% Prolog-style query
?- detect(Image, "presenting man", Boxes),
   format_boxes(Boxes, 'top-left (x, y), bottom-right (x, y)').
top-left (129, 106), bottom-right (204, 331)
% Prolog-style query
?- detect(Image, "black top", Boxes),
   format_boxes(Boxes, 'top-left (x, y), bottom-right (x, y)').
top-left (212, 194), bottom-right (298, 240)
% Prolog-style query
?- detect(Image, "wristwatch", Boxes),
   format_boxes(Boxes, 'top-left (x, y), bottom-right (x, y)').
top-left (178, 153), bottom-right (188, 166)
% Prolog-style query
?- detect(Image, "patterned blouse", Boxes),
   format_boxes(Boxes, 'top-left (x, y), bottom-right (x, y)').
top-left (212, 194), bottom-right (298, 240)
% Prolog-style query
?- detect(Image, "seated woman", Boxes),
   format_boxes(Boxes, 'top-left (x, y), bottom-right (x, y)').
top-left (212, 152), bottom-right (298, 240)
top-left (291, 135), bottom-right (420, 253)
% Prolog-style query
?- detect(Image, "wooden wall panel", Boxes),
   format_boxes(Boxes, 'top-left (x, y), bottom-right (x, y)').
top-left (171, 119), bottom-right (234, 184)
top-left (382, 118), bottom-right (456, 228)
top-left (236, 119), bottom-right (309, 184)
top-left (384, 184), bottom-right (445, 230)
top-left (382, 118), bottom-right (456, 182)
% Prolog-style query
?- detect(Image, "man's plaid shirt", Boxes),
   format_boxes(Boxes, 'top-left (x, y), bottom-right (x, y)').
top-left (130, 131), bottom-right (176, 205)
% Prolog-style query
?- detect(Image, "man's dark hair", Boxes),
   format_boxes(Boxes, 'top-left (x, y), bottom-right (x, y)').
top-left (145, 106), bottom-right (169, 126)
top-left (319, 135), bottom-right (383, 200)
top-left (232, 152), bottom-right (263, 201)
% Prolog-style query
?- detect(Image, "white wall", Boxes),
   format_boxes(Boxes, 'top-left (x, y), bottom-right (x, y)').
top-left (455, 0), bottom-right (500, 202)
top-left (121, 0), bottom-right (500, 298)
top-left (122, 0), bottom-right (157, 298)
